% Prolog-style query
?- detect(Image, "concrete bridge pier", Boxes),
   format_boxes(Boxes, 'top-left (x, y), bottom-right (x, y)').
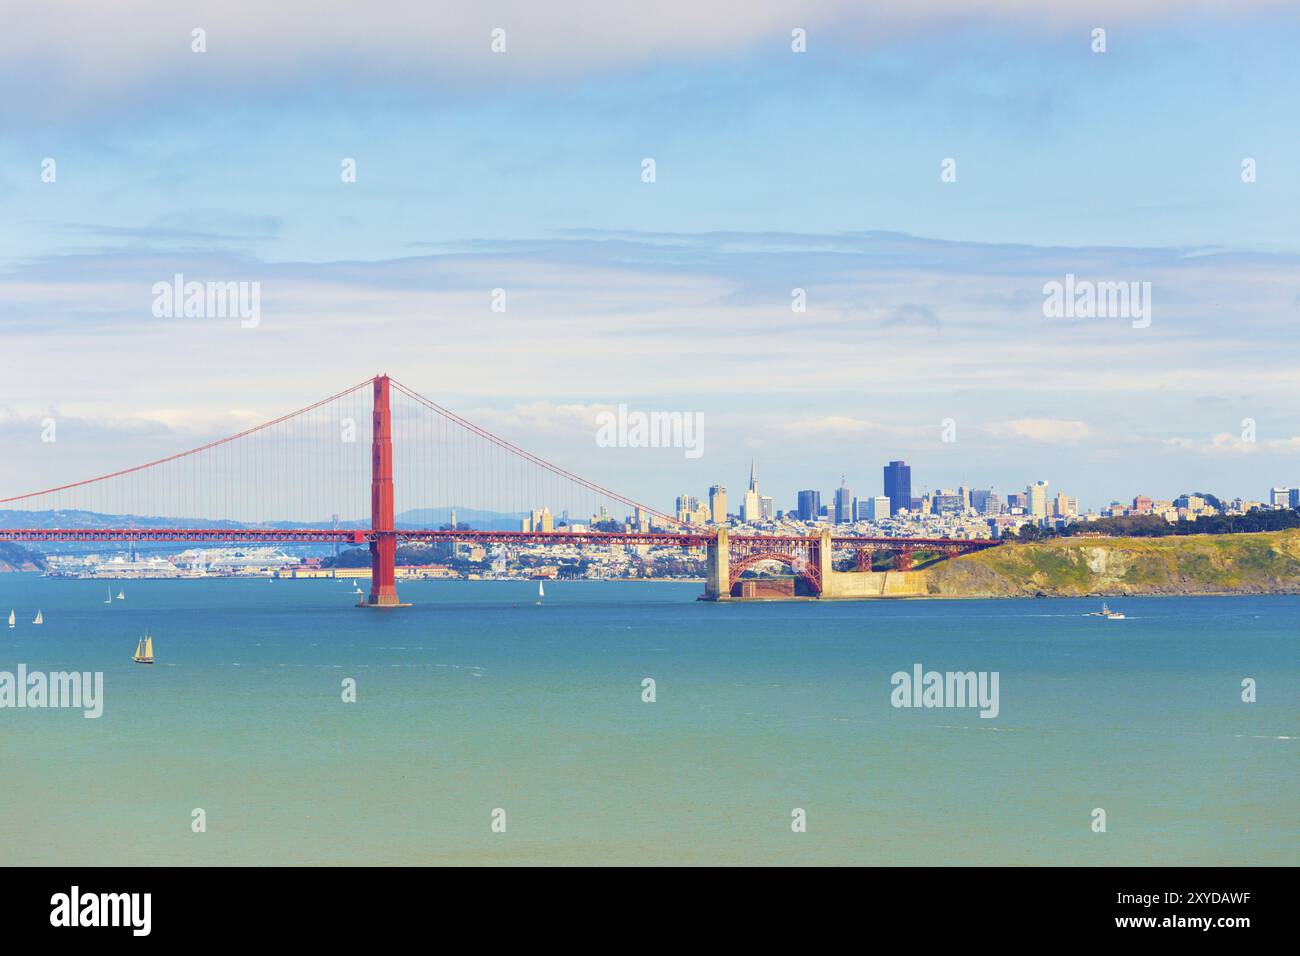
top-left (704, 527), bottom-right (730, 600)
top-left (816, 527), bottom-right (832, 592)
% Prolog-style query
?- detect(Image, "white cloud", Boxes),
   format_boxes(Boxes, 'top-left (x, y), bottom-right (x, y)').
top-left (987, 418), bottom-right (1093, 444)
top-left (1165, 433), bottom-right (1300, 456)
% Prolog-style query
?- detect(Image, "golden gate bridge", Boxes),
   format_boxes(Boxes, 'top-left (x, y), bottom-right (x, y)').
top-left (0, 375), bottom-right (998, 602)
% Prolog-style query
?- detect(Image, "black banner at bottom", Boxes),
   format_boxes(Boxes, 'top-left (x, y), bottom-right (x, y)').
top-left (4, 866), bottom-right (1287, 942)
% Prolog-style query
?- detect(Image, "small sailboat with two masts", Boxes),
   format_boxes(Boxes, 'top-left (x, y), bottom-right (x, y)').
top-left (133, 634), bottom-right (155, 664)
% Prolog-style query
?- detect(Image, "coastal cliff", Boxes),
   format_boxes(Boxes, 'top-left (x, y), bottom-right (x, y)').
top-left (924, 529), bottom-right (1300, 597)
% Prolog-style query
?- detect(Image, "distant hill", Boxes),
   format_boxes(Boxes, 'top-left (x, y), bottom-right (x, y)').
top-left (926, 530), bottom-right (1300, 596)
top-left (394, 508), bottom-right (525, 531)
top-left (0, 507), bottom-right (524, 532)
top-left (0, 542), bottom-right (47, 572)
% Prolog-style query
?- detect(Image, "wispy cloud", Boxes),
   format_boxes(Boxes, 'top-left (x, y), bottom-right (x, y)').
top-left (987, 419), bottom-right (1093, 444)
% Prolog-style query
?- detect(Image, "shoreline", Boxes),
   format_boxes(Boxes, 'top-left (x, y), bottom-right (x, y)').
top-left (9, 572), bottom-right (1300, 599)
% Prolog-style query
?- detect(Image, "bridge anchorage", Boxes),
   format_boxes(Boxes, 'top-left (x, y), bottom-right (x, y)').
top-left (0, 373), bottom-right (1000, 606)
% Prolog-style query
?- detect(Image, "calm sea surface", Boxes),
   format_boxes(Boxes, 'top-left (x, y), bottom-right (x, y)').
top-left (0, 577), bottom-right (1295, 865)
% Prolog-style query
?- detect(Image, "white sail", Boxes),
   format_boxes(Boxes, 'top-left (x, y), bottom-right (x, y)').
top-left (117, 590), bottom-right (125, 600)
top-left (105, 589), bottom-right (113, 604)
top-left (33, 610), bottom-right (42, 625)
top-left (144, 637), bottom-right (153, 659)
top-left (7, 609), bottom-right (13, 628)
top-left (538, 581), bottom-right (545, 598)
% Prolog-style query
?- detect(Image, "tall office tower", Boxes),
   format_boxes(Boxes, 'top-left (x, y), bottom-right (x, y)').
top-left (1053, 493), bottom-right (1078, 517)
top-left (741, 460), bottom-right (761, 523)
top-left (760, 496), bottom-right (774, 520)
top-left (538, 507), bottom-right (554, 533)
top-left (980, 492), bottom-right (1002, 516)
top-left (868, 496), bottom-right (891, 521)
top-left (1269, 487), bottom-right (1290, 508)
top-left (958, 486), bottom-right (971, 511)
top-left (709, 484), bottom-right (728, 524)
top-left (834, 478), bottom-right (853, 524)
top-left (884, 460), bottom-right (912, 515)
top-left (970, 489), bottom-right (992, 513)
top-left (796, 489), bottom-right (821, 521)
top-left (1027, 480), bottom-right (1050, 518)
top-left (683, 498), bottom-right (711, 525)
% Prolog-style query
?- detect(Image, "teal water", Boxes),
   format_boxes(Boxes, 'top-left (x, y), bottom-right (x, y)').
top-left (0, 577), bottom-right (1295, 866)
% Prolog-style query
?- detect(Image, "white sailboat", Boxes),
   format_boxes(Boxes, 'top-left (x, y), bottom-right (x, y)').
top-left (536, 580), bottom-right (545, 605)
top-left (104, 588), bottom-right (113, 604)
top-left (133, 635), bottom-right (154, 664)
top-left (32, 610), bottom-right (43, 625)
top-left (6, 609), bottom-right (13, 628)
top-left (117, 590), bottom-right (125, 601)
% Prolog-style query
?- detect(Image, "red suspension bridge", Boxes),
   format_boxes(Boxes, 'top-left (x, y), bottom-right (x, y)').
top-left (0, 375), bottom-right (998, 603)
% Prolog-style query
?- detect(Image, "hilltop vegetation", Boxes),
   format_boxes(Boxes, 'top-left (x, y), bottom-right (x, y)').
top-left (1018, 507), bottom-right (1300, 540)
top-left (926, 529), bottom-right (1300, 597)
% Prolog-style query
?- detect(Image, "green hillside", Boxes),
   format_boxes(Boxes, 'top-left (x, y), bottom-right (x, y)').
top-left (925, 530), bottom-right (1300, 597)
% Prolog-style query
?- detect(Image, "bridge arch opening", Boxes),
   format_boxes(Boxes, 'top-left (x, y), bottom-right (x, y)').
top-left (728, 553), bottom-right (821, 597)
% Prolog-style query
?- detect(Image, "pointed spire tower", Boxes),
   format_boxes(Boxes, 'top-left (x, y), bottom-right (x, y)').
top-left (742, 459), bottom-right (761, 523)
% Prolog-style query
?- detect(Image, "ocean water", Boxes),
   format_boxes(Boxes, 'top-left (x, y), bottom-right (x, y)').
top-left (0, 577), bottom-right (1295, 866)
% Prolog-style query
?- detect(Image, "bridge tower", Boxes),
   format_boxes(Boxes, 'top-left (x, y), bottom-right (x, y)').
top-left (362, 374), bottom-right (407, 607)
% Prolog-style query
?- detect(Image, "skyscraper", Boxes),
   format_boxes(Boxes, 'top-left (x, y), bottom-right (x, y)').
top-left (741, 460), bottom-right (761, 523)
top-left (796, 489), bottom-right (821, 521)
top-left (1028, 480), bottom-right (1050, 519)
top-left (884, 461), bottom-right (911, 515)
top-left (709, 484), bottom-right (727, 524)
top-left (834, 478), bottom-right (852, 524)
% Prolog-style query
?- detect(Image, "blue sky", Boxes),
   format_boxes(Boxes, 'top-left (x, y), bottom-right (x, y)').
top-left (2, 1), bottom-right (1299, 513)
